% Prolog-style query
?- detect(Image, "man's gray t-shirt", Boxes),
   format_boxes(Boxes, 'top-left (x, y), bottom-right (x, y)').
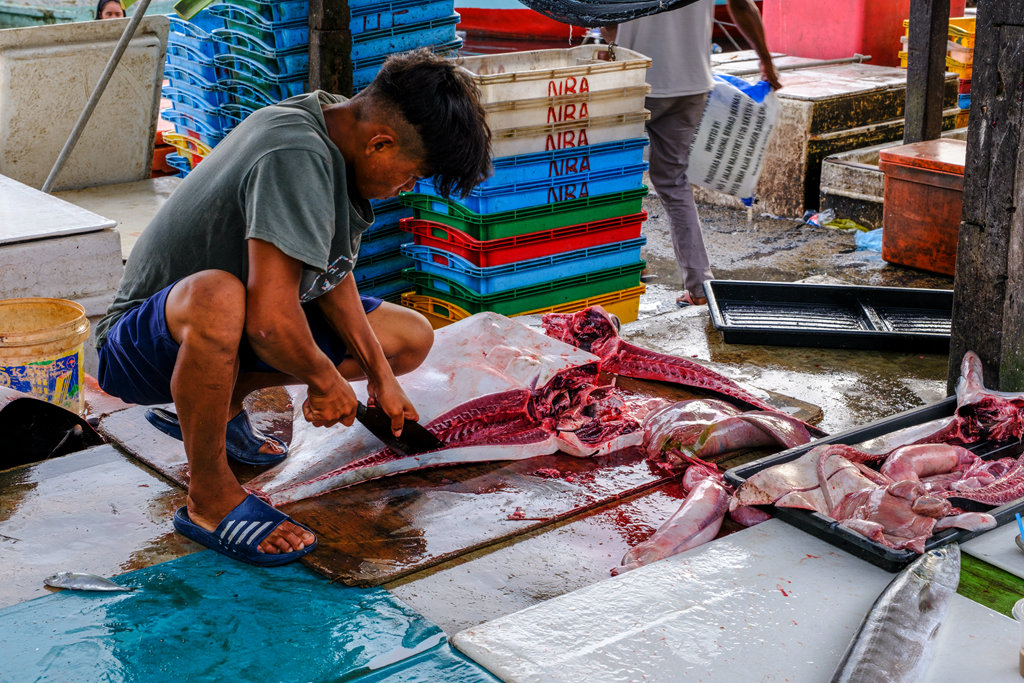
top-left (617, 0), bottom-right (715, 97)
top-left (95, 90), bottom-right (373, 347)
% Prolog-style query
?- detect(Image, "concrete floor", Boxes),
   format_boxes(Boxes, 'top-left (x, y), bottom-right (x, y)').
top-left (0, 190), bottom-right (957, 633)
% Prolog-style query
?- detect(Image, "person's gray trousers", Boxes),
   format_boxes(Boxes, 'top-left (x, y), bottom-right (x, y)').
top-left (645, 93), bottom-right (713, 296)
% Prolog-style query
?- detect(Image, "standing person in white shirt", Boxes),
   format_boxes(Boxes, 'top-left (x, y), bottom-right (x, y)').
top-left (604, 0), bottom-right (781, 306)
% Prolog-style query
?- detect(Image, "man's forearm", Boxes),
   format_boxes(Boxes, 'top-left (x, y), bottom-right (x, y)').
top-left (316, 273), bottom-right (394, 384)
top-left (727, 0), bottom-right (771, 63)
top-left (244, 297), bottom-right (342, 394)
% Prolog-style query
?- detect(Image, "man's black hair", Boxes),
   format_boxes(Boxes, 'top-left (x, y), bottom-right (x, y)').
top-left (362, 49), bottom-right (491, 198)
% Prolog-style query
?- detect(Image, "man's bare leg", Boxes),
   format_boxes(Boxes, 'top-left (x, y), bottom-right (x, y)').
top-left (164, 270), bottom-right (313, 555)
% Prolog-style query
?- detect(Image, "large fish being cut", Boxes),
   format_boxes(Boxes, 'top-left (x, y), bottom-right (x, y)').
top-left (247, 313), bottom-right (603, 504)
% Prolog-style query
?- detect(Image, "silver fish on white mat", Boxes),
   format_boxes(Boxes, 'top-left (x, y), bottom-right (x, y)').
top-left (831, 544), bottom-right (960, 683)
top-left (44, 572), bottom-right (134, 592)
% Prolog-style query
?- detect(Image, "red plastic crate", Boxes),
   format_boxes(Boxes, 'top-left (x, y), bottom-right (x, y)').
top-left (958, 78), bottom-right (972, 94)
top-left (400, 211), bottom-right (646, 268)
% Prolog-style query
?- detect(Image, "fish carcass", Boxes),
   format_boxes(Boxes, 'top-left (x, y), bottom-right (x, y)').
top-left (830, 544), bottom-right (960, 683)
top-left (857, 350), bottom-right (1024, 455)
top-left (612, 467), bottom-right (730, 575)
top-left (249, 307), bottom-right (807, 505)
top-left (542, 306), bottom-right (808, 417)
top-left (642, 398), bottom-right (814, 471)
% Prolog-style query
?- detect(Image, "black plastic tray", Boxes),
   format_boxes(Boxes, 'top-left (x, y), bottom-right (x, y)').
top-left (723, 396), bottom-right (1024, 572)
top-left (703, 280), bottom-right (952, 352)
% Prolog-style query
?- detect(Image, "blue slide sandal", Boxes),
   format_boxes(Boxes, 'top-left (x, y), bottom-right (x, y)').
top-left (145, 408), bottom-right (288, 466)
top-left (173, 494), bottom-right (317, 566)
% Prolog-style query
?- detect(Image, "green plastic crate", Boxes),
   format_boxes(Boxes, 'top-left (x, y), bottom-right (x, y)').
top-left (400, 188), bottom-right (648, 241)
top-left (404, 262), bottom-right (644, 315)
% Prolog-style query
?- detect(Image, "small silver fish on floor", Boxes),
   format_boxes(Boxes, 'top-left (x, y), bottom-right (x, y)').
top-left (830, 543), bottom-right (960, 683)
top-left (44, 572), bottom-right (134, 592)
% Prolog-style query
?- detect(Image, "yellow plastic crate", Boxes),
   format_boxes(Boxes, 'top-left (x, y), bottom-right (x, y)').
top-left (956, 110), bottom-right (970, 128)
top-left (946, 55), bottom-right (972, 79)
top-left (903, 17), bottom-right (976, 48)
top-left (401, 284), bottom-right (646, 329)
top-left (899, 50), bottom-right (908, 68)
top-left (162, 131), bottom-right (211, 169)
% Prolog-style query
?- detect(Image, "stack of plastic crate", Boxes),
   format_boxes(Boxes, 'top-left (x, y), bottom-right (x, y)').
top-left (161, 9), bottom-right (230, 177)
top-left (207, 0), bottom-right (311, 134)
top-left (898, 16), bottom-right (975, 128)
top-left (398, 45), bottom-right (652, 327)
top-left (345, 0), bottom-right (463, 300)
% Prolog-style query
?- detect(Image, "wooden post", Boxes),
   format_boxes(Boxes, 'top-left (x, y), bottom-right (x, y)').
top-left (309, 0), bottom-right (353, 96)
top-left (904, 0), bottom-right (950, 143)
top-left (948, 0), bottom-right (1024, 393)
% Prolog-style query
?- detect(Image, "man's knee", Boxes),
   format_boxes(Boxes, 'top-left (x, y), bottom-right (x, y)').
top-left (166, 271), bottom-right (247, 349)
top-left (373, 304), bottom-right (434, 374)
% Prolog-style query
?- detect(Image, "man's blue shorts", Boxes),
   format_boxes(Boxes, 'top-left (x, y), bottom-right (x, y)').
top-left (97, 281), bottom-right (383, 406)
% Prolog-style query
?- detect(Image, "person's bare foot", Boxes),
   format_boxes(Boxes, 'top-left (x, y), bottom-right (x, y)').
top-left (186, 493), bottom-right (315, 554)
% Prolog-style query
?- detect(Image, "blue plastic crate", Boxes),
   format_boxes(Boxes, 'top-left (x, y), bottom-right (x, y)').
top-left (164, 65), bottom-right (229, 106)
top-left (162, 109), bottom-right (226, 147)
top-left (370, 197), bottom-right (413, 228)
top-left (350, 0), bottom-right (455, 33)
top-left (207, 5), bottom-right (309, 51)
top-left (167, 13), bottom-right (226, 58)
top-left (353, 37), bottom-right (462, 91)
top-left (166, 153), bottom-right (191, 177)
top-left (401, 237), bottom-right (646, 294)
top-left (162, 86), bottom-right (230, 130)
top-left (210, 28), bottom-right (309, 77)
top-left (484, 138), bottom-right (648, 188)
top-left (354, 248), bottom-right (413, 283)
top-left (416, 162), bottom-right (648, 214)
top-left (358, 224), bottom-right (412, 259)
top-left (166, 42), bottom-right (225, 82)
top-left (220, 79), bottom-right (279, 110)
top-left (351, 13), bottom-right (460, 61)
top-left (220, 0), bottom-right (309, 25)
top-left (958, 93), bottom-right (971, 109)
top-left (214, 54), bottom-right (307, 101)
top-left (358, 271), bottom-right (412, 300)
top-left (219, 102), bottom-right (257, 132)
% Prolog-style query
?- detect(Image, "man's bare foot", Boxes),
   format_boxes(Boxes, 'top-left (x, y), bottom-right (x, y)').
top-left (186, 493), bottom-right (315, 554)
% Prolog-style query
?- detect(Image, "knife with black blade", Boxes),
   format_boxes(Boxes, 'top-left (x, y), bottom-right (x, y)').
top-left (355, 400), bottom-right (444, 455)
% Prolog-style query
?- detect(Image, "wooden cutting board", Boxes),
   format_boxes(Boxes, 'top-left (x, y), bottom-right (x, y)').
top-left (100, 378), bottom-right (820, 587)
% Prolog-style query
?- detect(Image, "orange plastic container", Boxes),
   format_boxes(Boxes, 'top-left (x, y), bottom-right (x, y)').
top-left (878, 139), bottom-right (966, 276)
top-left (763, 0), bottom-right (965, 68)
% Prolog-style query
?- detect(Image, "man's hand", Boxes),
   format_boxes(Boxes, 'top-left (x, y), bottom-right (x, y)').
top-left (367, 376), bottom-right (419, 437)
top-left (302, 375), bottom-right (358, 428)
top-left (761, 60), bottom-right (782, 91)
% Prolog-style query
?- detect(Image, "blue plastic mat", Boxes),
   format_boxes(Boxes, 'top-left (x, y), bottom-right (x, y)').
top-left (0, 551), bottom-right (497, 682)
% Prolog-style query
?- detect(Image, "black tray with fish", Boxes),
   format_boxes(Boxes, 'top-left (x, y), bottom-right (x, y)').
top-left (703, 280), bottom-right (952, 352)
top-left (723, 396), bottom-right (1024, 572)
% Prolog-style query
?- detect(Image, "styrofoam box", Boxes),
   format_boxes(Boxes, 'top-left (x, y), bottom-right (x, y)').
top-left (489, 110), bottom-right (650, 159)
top-left (483, 84), bottom-right (650, 131)
top-left (454, 45), bottom-right (651, 105)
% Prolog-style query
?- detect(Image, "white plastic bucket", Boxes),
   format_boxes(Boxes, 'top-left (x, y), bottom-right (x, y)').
top-left (0, 298), bottom-right (90, 415)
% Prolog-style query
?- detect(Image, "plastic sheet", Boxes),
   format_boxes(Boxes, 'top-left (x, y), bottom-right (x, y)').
top-left (518, 0), bottom-right (704, 27)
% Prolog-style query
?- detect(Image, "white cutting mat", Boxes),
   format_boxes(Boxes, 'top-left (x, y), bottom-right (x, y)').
top-left (0, 174), bottom-right (116, 245)
top-left (453, 520), bottom-right (1018, 682)
top-left (963, 522), bottom-right (1024, 580)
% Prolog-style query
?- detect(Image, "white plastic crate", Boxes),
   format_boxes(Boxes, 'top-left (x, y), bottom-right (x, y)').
top-left (455, 45), bottom-right (652, 105)
top-left (489, 110), bottom-right (650, 158)
top-left (483, 84), bottom-right (650, 131)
